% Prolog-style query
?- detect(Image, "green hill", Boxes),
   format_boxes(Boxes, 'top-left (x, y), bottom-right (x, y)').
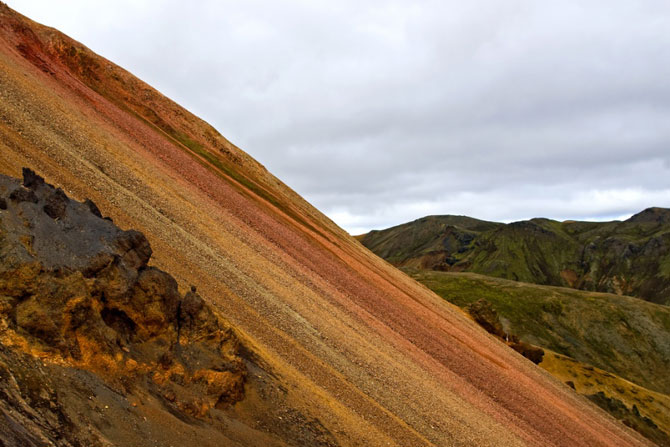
top-left (405, 269), bottom-right (670, 444)
top-left (360, 208), bottom-right (670, 304)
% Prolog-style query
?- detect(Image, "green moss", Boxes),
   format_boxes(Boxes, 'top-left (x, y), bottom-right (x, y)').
top-left (542, 300), bottom-right (565, 316)
top-left (658, 256), bottom-right (670, 279)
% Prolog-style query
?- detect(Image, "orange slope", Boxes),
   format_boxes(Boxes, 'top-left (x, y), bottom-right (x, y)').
top-left (0, 4), bottom-right (651, 446)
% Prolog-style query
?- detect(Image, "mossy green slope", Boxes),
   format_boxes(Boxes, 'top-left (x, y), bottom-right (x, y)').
top-left (360, 208), bottom-right (670, 304)
top-left (360, 215), bottom-right (503, 267)
top-left (408, 270), bottom-right (670, 395)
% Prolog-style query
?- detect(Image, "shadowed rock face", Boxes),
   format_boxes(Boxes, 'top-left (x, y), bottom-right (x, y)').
top-left (0, 170), bottom-right (246, 445)
top-left (467, 299), bottom-right (544, 365)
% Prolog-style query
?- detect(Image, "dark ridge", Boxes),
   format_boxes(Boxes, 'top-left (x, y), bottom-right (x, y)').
top-left (362, 207), bottom-right (670, 304)
top-left (626, 207), bottom-right (670, 224)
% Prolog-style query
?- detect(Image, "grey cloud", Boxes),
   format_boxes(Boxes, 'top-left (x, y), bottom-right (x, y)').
top-left (10, 0), bottom-right (670, 233)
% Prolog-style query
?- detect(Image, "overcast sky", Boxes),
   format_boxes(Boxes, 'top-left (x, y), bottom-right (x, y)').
top-left (10, 1), bottom-right (670, 234)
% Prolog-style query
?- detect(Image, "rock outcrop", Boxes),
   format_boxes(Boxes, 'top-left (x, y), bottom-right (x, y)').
top-left (0, 169), bottom-right (246, 445)
top-left (468, 299), bottom-right (544, 365)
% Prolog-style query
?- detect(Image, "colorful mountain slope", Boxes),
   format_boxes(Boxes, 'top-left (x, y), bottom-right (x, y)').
top-left (0, 4), bottom-right (652, 446)
top-left (360, 211), bottom-right (670, 304)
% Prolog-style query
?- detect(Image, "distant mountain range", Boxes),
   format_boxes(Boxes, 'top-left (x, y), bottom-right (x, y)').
top-left (360, 207), bottom-right (670, 304)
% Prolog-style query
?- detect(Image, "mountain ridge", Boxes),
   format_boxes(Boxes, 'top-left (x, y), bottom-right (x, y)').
top-left (360, 208), bottom-right (670, 304)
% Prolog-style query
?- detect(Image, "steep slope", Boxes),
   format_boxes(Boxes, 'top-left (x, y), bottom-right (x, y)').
top-left (361, 211), bottom-right (670, 304)
top-left (0, 4), bottom-right (652, 446)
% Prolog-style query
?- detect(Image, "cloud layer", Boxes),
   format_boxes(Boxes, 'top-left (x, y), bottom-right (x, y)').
top-left (11, 0), bottom-right (670, 233)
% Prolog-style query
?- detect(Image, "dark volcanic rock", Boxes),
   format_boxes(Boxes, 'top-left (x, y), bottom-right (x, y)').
top-left (84, 198), bottom-right (102, 218)
top-left (115, 229), bottom-right (152, 270)
top-left (9, 187), bottom-right (38, 203)
top-left (0, 172), bottom-right (146, 272)
top-left (42, 188), bottom-right (69, 219)
top-left (21, 167), bottom-right (45, 189)
top-left (0, 170), bottom-right (247, 446)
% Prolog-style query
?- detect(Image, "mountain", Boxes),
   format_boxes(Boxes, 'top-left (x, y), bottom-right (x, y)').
top-left (0, 4), bottom-right (652, 446)
top-left (361, 212), bottom-right (670, 444)
top-left (360, 211), bottom-right (670, 304)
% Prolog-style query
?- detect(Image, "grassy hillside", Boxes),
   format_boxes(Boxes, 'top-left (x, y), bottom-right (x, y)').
top-left (361, 210), bottom-right (670, 304)
top-left (407, 270), bottom-right (670, 395)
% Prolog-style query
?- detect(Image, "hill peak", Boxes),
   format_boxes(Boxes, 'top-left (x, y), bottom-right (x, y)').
top-left (362, 207), bottom-right (670, 304)
top-left (626, 207), bottom-right (670, 224)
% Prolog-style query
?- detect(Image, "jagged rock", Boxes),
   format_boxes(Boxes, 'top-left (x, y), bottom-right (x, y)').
top-left (21, 167), bottom-right (45, 190)
top-left (181, 289), bottom-right (205, 326)
top-left (468, 299), bottom-right (506, 339)
top-left (0, 170), bottom-right (247, 435)
top-left (84, 198), bottom-right (102, 218)
top-left (9, 187), bottom-right (38, 204)
top-left (510, 341), bottom-right (544, 364)
top-left (42, 188), bottom-right (69, 219)
top-left (114, 229), bottom-right (152, 270)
